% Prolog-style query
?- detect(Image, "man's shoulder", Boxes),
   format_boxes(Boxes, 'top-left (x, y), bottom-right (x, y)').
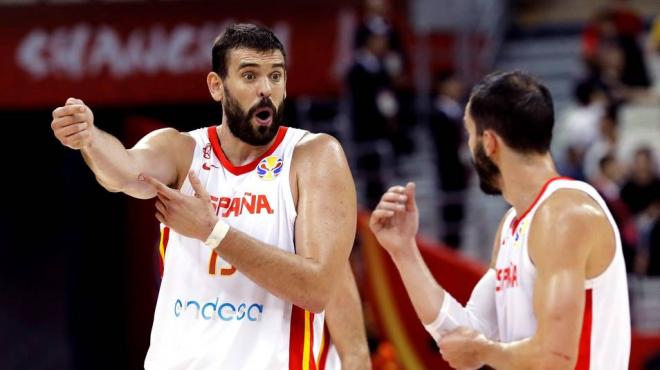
top-left (293, 132), bottom-right (343, 157)
top-left (533, 187), bottom-right (611, 238)
top-left (290, 133), bottom-right (348, 176)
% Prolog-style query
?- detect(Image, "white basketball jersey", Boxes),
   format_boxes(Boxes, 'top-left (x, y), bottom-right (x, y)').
top-left (494, 177), bottom-right (630, 370)
top-left (145, 126), bottom-right (340, 370)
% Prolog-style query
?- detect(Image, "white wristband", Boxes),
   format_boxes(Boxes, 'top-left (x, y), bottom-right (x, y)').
top-left (203, 219), bottom-right (230, 248)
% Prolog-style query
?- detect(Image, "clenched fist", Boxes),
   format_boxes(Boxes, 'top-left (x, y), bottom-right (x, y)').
top-left (51, 97), bottom-right (95, 150)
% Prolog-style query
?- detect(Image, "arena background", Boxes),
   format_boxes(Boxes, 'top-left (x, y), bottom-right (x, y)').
top-left (1, 0), bottom-right (659, 369)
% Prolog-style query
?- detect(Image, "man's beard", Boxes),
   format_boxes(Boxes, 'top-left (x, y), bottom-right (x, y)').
top-left (472, 140), bottom-right (502, 195)
top-left (222, 87), bottom-right (284, 146)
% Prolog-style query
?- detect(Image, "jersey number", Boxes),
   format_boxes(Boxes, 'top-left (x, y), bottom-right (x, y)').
top-left (208, 251), bottom-right (236, 276)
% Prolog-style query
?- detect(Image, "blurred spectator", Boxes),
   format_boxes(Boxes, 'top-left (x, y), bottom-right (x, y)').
top-left (620, 147), bottom-right (660, 274)
top-left (621, 147), bottom-right (660, 216)
top-left (347, 25), bottom-right (398, 208)
top-left (648, 208), bottom-right (660, 276)
top-left (593, 153), bottom-right (638, 270)
top-left (650, 14), bottom-right (660, 91)
top-left (566, 80), bottom-right (607, 150)
top-left (354, 0), bottom-right (414, 158)
top-left (652, 14), bottom-right (660, 53)
top-left (355, 0), bottom-right (405, 84)
top-left (429, 70), bottom-right (468, 248)
top-left (556, 80), bottom-right (606, 180)
top-left (582, 2), bottom-right (651, 88)
top-left (635, 198), bottom-right (660, 276)
top-left (584, 104), bottom-right (620, 182)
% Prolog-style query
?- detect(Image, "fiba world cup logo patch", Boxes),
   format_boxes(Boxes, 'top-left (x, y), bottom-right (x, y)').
top-left (257, 156), bottom-right (283, 180)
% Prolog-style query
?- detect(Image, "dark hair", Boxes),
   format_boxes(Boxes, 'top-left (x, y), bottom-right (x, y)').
top-left (211, 24), bottom-right (286, 79)
top-left (435, 69), bottom-right (457, 86)
top-left (599, 153), bottom-right (615, 171)
top-left (574, 80), bottom-right (598, 106)
top-left (603, 103), bottom-right (619, 124)
top-left (468, 71), bottom-right (554, 154)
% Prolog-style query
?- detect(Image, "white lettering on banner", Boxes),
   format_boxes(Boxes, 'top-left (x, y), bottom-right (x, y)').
top-left (15, 21), bottom-right (291, 80)
top-left (17, 29), bottom-right (49, 78)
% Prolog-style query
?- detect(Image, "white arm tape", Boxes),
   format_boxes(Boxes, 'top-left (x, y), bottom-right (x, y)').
top-left (423, 269), bottom-right (498, 342)
top-left (203, 220), bottom-right (230, 248)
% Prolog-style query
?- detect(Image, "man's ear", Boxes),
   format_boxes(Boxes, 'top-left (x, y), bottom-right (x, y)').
top-left (482, 129), bottom-right (499, 157)
top-left (207, 72), bottom-right (224, 102)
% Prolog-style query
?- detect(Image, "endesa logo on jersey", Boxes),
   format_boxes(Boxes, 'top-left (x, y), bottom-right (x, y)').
top-left (257, 155), bottom-right (283, 180)
top-left (174, 297), bottom-right (264, 321)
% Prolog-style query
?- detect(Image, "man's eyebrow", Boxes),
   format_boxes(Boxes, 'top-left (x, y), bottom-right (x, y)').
top-left (237, 62), bottom-right (285, 70)
top-left (238, 62), bottom-right (260, 69)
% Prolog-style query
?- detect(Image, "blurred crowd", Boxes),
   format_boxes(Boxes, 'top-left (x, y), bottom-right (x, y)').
top-left (555, 0), bottom-right (660, 277)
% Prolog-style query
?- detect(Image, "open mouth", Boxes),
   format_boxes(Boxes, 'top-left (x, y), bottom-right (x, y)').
top-left (254, 107), bottom-right (273, 126)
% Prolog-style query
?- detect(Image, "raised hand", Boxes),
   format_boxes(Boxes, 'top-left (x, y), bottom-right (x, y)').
top-left (142, 170), bottom-right (218, 242)
top-left (51, 98), bottom-right (95, 150)
top-left (368, 182), bottom-right (419, 255)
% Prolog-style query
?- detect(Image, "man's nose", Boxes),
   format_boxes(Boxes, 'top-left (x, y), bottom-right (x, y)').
top-left (257, 77), bottom-right (272, 99)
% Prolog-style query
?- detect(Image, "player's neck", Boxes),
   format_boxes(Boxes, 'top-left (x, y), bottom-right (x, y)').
top-left (216, 124), bottom-right (277, 166)
top-left (499, 152), bottom-right (559, 216)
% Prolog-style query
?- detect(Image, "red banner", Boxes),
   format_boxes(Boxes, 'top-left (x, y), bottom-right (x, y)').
top-left (0, 1), bottom-right (365, 108)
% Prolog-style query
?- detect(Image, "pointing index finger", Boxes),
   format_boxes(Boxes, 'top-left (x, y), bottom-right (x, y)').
top-left (141, 174), bottom-right (176, 198)
top-left (188, 170), bottom-right (209, 199)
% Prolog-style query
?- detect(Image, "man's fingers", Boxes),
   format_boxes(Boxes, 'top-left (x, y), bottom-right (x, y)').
top-left (405, 182), bottom-right (417, 212)
top-left (52, 104), bottom-right (86, 119)
top-left (61, 130), bottom-right (90, 147)
top-left (141, 174), bottom-right (176, 198)
top-left (66, 97), bottom-right (84, 106)
top-left (386, 185), bottom-right (406, 194)
top-left (187, 170), bottom-right (209, 200)
top-left (51, 114), bottom-right (87, 130)
top-left (376, 201), bottom-right (405, 212)
top-left (370, 209), bottom-right (394, 226)
top-left (381, 192), bottom-right (407, 204)
top-left (155, 211), bottom-right (166, 225)
top-left (155, 198), bottom-right (168, 216)
top-left (57, 122), bottom-right (88, 138)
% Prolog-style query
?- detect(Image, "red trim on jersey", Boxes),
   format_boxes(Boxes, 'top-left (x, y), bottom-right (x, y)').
top-left (289, 306), bottom-right (305, 370)
top-left (318, 324), bottom-right (331, 370)
top-left (159, 226), bottom-right (170, 277)
top-left (289, 306), bottom-right (317, 370)
top-left (575, 289), bottom-right (593, 370)
top-left (207, 125), bottom-right (289, 176)
top-left (163, 226), bottom-right (170, 251)
top-left (510, 176), bottom-right (572, 234)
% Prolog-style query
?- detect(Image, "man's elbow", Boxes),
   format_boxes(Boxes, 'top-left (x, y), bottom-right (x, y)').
top-left (306, 288), bottom-right (332, 313)
top-left (304, 276), bottom-right (337, 313)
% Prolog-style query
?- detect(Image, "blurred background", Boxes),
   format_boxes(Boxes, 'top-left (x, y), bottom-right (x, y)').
top-left (1, 0), bottom-right (660, 369)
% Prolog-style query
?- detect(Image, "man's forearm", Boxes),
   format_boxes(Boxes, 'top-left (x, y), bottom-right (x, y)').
top-left (325, 264), bottom-right (371, 370)
top-left (81, 128), bottom-right (151, 198)
top-left (478, 337), bottom-right (574, 370)
top-left (215, 228), bottom-right (344, 313)
top-left (389, 241), bottom-right (445, 324)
